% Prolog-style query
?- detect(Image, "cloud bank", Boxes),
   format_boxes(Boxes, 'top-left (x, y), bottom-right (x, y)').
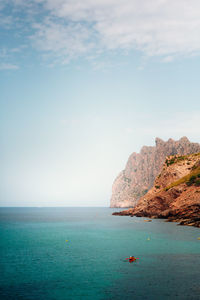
top-left (2, 0), bottom-right (200, 64)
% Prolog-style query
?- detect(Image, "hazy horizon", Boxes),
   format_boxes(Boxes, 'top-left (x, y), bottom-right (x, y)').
top-left (1, 1), bottom-right (200, 207)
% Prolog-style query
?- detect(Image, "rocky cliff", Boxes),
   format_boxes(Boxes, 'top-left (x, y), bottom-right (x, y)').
top-left (113, 152), bottom-right (200, 227)
top-left (110, 137), bottom-right (200, 208)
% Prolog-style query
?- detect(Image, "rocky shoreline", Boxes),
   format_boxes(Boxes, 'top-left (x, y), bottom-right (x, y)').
top-left (113, 205), bottom-right (200, 228)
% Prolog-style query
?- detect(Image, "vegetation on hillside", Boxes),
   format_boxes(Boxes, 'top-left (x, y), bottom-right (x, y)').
top-left (165, 165), bottom-right (200, 191)
top-left (165, 152), bottom-right (200, 167)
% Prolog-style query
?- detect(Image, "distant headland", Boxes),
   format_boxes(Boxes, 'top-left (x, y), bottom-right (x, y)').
top-left (111, 137), bottom-right (200, 228)
top-left (110, 137), bottom-right (200, 208)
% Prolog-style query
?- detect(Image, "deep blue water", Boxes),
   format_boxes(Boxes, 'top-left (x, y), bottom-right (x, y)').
top-left (0, 207), bottom-right (200, 300)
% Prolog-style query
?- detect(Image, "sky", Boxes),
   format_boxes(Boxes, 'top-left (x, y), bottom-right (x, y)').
top-left (1, 0), bottom-right (200, 207)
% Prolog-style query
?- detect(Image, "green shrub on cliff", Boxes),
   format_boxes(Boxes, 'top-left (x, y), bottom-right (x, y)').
top-left (165, 155), bottom-right (186, 167)
top-left (195, 179), bottom-right (200, 186)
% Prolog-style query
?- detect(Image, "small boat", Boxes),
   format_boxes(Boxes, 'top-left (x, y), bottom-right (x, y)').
top-left (126, 256), bottom-right (139, 263)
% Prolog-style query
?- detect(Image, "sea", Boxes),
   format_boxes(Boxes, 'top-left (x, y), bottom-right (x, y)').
top-left (0, 207), bottom-right (200, 300)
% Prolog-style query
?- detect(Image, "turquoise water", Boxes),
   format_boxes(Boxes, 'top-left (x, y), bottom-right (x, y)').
top-left (0, 207), bottom-right (200, 300)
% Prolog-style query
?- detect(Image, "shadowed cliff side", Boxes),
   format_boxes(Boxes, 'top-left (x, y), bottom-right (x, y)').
top-left (110, 137), bottom-right (200, 208)
top-left (113, 152), bottom-right (200, 228)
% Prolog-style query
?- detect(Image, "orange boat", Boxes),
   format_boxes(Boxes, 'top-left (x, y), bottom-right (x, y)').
top-left (126, 256), bottom-right (137, 263)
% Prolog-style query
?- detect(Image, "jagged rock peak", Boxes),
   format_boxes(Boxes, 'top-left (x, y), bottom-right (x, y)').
top-left (156, 136), bottom-right (191, 146)
top-left (155, 137), bottom-right (165, 146)
top-left (110, 137), bottom-right (200, 208)
top-left (179, 136), bottom-right (189, 143)
top-left (167, 138), bottom-right (175, 143)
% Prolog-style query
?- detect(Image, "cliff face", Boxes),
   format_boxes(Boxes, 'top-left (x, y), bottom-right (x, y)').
top-left (113, 153), bottom-right (200, 227)
top-left (110, 137), bottom-right (200, 208)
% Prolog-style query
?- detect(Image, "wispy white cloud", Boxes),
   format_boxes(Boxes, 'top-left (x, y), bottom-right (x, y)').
top-left (0, 63), bottom-right (19, 70)
top-left (0, 0), bottom-right (6, 11)
top-left (0, 14), bottom-right (14, 29)
top-left (2, 0), bottom-right (200, 65)
top-left (31, 0), bottom-right (200, 62)
top-left (0, 47), bottom-right (24, 71)
top-left (31, 18), bottom-right (94, 64)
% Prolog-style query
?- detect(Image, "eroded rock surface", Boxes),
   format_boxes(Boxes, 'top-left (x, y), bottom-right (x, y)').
top-left (113, 153), bottom-right (200, 228)
top-left (110, 137), bottom-right (200, 208)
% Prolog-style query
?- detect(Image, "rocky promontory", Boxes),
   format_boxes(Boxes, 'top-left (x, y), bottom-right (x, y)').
top-left (113, 152), bottom-right (200, 227)
top-left (110, 137), bottom-right (200, 208)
